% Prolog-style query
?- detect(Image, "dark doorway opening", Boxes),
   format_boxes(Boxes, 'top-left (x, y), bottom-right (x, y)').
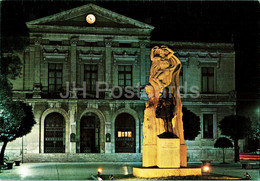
top-left (44, 112), bottom-right (65, 153)
top-left (80, 113), bottom-right (100, 153)
top-left (115, 113), bottom-right (136, 153)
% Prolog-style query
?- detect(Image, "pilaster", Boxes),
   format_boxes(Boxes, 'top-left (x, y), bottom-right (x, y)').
top-left (24, 49), bottom-right (30, 90)
top-left (105, 39), bottom-right (112, 86)
top-left (33, 37), bottom-right (42, 98)
top-left (70, 38), bottom-right (78, 99)
top-left (34, 37), bottom-right (42, 84)
top-left (104, 39), bottom-right (113, 99)
top-left (69, 102), bottom-right (77, 153)
top-left (140, 41), bottom-right (147, 86)
top-left (70, 38), bottom-right (78, 84)
top-left (105, 121), bottom-right (112, 153)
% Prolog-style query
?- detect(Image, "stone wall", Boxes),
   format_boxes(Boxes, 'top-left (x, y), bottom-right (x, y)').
top-left (187, 148), bottom-right (234, 162)
top-left (22, 150), bottom-right (234, 163)
top-left (23, 153), bottom-right (142, 163)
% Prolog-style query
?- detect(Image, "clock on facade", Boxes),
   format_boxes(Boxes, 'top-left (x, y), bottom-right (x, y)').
top-left (86, 14), bottom-right (96, 24)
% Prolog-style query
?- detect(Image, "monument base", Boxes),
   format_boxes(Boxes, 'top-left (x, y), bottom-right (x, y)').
top-left (142, 144), bottom-right (157, 167)
top-left (157, 136), bottom-right (180, 168)
top-left (133, 167), bottom-right (202, 178)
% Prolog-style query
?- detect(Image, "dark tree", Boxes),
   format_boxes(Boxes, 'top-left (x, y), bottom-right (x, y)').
top-left (182, 107), bottom-right (200, 140)
top-left (214, 137), bottom-right (233, 163)
top-left (0, 54), bottom-right (36, 165)
top-left (219, 115), bottom-right (251, 162)
top-left (247, 121), bottom-right (260, 153)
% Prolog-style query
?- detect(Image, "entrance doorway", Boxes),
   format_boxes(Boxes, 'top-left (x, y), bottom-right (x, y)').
top-left (44, 112), bottom-right (65, 153)
top-left (115, 113), bottom-right (136, 153)
top-left (80, 113), bottom-right (100, 153)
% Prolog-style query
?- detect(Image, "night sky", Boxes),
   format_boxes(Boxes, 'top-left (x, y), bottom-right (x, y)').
top-left (1, 0), bottom-right (259, 100)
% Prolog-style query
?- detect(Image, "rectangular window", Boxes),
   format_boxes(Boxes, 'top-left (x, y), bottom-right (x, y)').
top-left (203, 114), bottom-right (213, 138)
top-left (201, 67), bottom-right (214, 93)
top-left (118, 65), bottom-right (132, 87)
top-left (48, 63), bottom-right (63, 93)
top-left (84, 64), bottom-right (98, 93)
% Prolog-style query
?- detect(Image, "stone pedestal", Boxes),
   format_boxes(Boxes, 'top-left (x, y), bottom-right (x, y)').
top-left (133, 134), bottom-right (202, 178)
top-left (157, 137), bottom-right (180, 168)
top-left (143, 144), bottom-right (157, 167)
top-left (133, 167), bottom-right (202, 178)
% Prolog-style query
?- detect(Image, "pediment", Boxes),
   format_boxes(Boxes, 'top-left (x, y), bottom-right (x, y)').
top-left (26, 3), bottom-right (154, 30)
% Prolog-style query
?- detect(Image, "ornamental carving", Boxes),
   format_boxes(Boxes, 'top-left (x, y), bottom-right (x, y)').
top-left (78, 50), bottom-right (104, 63)
top-left (175, 52), bottom-right (190, 67)
top-left (112, 51), bottom-right (138, 64)
top-left (197, 52), bottom-right (220, 68)
top-left (42, 48), bottom-right (69, 63)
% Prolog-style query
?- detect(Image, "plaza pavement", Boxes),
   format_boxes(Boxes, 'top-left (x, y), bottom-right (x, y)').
top-left (0, 162), bottom-right (259, 180)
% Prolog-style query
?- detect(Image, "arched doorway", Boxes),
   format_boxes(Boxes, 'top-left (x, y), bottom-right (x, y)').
top-left (44, 112), bottom-right (65, 153)
top-left (80, 113), bottom-right (100, 153)
top-left (115, 113), bottom-right (136, 153)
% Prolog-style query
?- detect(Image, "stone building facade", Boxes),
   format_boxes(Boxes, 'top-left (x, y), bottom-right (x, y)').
top-left (4, 4), bottom-right (237, 162)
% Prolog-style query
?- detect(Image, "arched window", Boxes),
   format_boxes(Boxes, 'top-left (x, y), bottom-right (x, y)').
top-left (44, 113), bottom-right (65, 153)
top-left (80, 113), bottom-right (100, 153)
top-left (115, 113), bottom-right (136, 153)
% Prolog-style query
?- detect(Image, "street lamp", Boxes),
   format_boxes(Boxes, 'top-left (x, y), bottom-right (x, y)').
top-left (202, 165), bottom-right (211, 173)
top-left (97, 168), bottom-right (102, 176)
top-left (201, 160), bottom-right (211, 174)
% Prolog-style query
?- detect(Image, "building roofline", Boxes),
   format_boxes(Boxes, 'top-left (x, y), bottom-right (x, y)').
top-left (151, 41), bottom-right (235, 52)
top-left (26, 3), bottom-right (154, 30)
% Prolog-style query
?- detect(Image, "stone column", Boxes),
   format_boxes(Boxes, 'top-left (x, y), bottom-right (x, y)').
top-left (105, 39), bottom-right (112, 86)
top-left (33, 37), bottom-right (42, 98)
top-left (140, 121), bottom-right (143, 153)
top-left (104, 39), bottom-right (112, 99)
top-left (140, 41), bottom-right (147, 86)
top-left (70, 38), bottom-right (78, 98)
top-left (24, 49), bottom-right (30, 90)
top-left (105, 122), bottom-right (112, 153)
top-left (69, 102), bottom-right (77, 153)
top-left (70, 38), bottom-right (77, 83)
top-left (136, 115), bottom-right (140, 153)
top-left (29, 46), bottom-right (35, 90)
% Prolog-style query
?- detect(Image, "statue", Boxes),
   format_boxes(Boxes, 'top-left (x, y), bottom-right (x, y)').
top-left (155, 87), bottom-right (176, 133)
top-left (149, 46), bottom-right (180, 91)
top-left (142, 45), bottom-right (186, 167)
top-left (147, 45), bottom-right (183, 142)
top-left (134, 46), bottom-right (201, 177)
